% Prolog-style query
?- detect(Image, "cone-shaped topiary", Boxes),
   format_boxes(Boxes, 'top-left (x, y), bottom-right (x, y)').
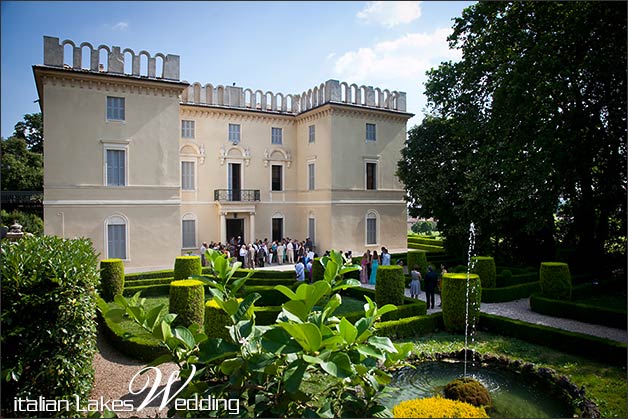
top-left (444, 377), bottom-right (492, 407)
top-left (471, 256), bottom-right (496, 288)
top-left (204, 298), bottom-right (232, 340)
top-left (392, 396), bottom-right (488, 418)
top-left (100, 259), bottom-right (124, 301)
top-left (375, 265), bottom-right (405, 307)
top-left (169, 279), bottom-right (205, 327)
top-left (441, 273), bottom-right (482, 333)
top-left (539, 262), bottom-right (571, 300)
top-left (174, 256), bottom-right (202, 281)
top-left (408, 250), bottom-right (428, 275)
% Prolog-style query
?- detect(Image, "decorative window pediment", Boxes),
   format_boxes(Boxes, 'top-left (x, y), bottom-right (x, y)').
top-left (263, 148), bottom-right (292, 168)
top-left (220, 145), bottom-right (251, 166)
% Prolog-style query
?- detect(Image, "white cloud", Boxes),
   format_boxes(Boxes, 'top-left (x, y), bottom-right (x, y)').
top-left (111, 22), bottom-right (129, 32)
top-left (357, 1), bottom-right (422, 28)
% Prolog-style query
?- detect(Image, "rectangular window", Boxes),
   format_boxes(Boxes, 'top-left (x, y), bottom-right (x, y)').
top-left (308, 125), bottom-right (315, 143)
top-left (271, 164), bottom-right (283, 191)
top-left (271, 127), bottom-right (282, 145)
top-left (107, 224), bottom-right (126, 259)
top-left (181, 161), bottom-right (195, 190)
top-left (181, 120), bottom-right (195, 138)
top-left (308, 163), bottom-right (315, 190)
top-left (229, 124), bottom-right (241, 144)
top-left (366, 217), bottom-right (377, 245)
top-left (182, 219), bottom-right (196, 248)
top-left (106, 149), bottom-right (126, 186)
top-left (308, 218), bottom-right (315, 246)
top-left (107, 96), bottom-right (125, 121)
top-left (366, 162), bottom-right (377, 190)
top-left (366, 123), bottom-right (376, 141)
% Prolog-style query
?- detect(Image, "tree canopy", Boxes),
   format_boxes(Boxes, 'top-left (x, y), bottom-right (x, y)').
top-left (398, 2), bottom-right (626, 267)
top-left (1, 113), bottom-right (44, 191)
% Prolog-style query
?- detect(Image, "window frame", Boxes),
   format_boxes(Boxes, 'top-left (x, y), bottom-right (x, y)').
top-left (271, 164), bottom-right (284, 192)
top-left (181, 120), bottom-right (195, 138)
top-left (365, 160), bottom-right (378, 190)
top-left (308, 125), bottom-right (315, 144)
top-left (365, 211), bottom-right (378, 246)
top-left (366, 123), bottom-right (377, 142)
top-left (103, 143), bottom-right (129, 187)
top-left (181, 160), bottom-right (196, 191)
top-left (271, 127), bottom-right (283, 145)
top-left (105, 214), bottom-right (129, 260)
top-left (229, 123), bottom-right (241, 144)
top-left (307, 162), bottom-right (315, 191)
top-left (106, 96), bottom-right (125, 121)
top-left (182, 214), bottom-right (197, 249)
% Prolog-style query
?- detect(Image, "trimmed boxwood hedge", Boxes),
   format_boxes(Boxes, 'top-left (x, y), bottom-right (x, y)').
top-left (341, 285), bottom-right (427, 321)
top-left (169, 279), bottom-right (205, 327)
top-left (229, 269), bottom-right (296, 279)
top-left (408, 243), bottom-right (446, 252)
top-left (100, 259), bottom-right (125, 301)
top-left (529, 293), bottom-right (627, 329)
top-left (408, 236), bottom-right (445, 246)
top-left (125, 269), bottom-right (174, 281)
top-left (539, 262), bottom-right (571, 300)
top-left (123, 284), bottom-right (171, 297)
top-left (471, 256), bottom-right (496, 288)
top-left (174, 256), bottom-right (202, 281)
top-left (375, 266), bottom-right (405, 307)
top-left (441, 273), bottom-right (482, 332)
top-left (98, 311), bottom-right (167, 362)
top-left (496, 271), bottom-right (537, 287)
top-left (124, 277), bottom-right (173, 287)
top-left (240, 285), bottom-right (296, 306)
top-left (246, 278), bottom-right (296, 286)
top-left (408, 250), bottom-right (428, 276)
top-left (481, 282), bottom-right (541, 303)
top-left (311, 257), bottom-right (325, 282)
top-left (376, 312), bottom-right (444, 338)
top-left (479, 313), bottom-right (626, 366)
top-left (254, 306), bottom-right (282, 325)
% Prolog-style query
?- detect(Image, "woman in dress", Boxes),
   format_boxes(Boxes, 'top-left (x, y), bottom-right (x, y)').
top-left (410, 265), bottom-right (422, 299)
top-left (360, 252), bottom-right (369, 284)
top-left (369, 250), bottom-right (379, 285)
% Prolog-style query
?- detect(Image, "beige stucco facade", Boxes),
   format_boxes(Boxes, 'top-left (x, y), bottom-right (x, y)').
top-left (35, 36), bottom-right (412, 270)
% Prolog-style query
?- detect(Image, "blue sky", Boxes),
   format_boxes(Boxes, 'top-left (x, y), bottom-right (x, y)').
top-left (1, 1), bottom-right (474, 139)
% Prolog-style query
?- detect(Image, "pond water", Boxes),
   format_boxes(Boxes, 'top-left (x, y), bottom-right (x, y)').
top-left (381, 360), bottom-right (573, 418)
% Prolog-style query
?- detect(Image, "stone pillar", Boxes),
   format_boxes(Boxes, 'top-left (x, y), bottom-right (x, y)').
top-left (365, 86), bottom-right (376, 106)
top-left (43, 36), bottom-right (63, 67)
top-left (396, 92), bottom-right (407, 112)
top-left (325, 80), bottom-right (341, 102)
top-left (250, 213), bottom-right (255, 242)
top-left (163, 54), bottom-right (180, 80)
top-left (220, 212), bottom-right (227, 244)
top-left (108, 46), bottom-right (124, 74)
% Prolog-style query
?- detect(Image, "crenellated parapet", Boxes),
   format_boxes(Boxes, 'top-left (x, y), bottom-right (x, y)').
top-left (42, 36), bottom-right (180, 80)
top-left (181, 79), bottom-right (407, 114)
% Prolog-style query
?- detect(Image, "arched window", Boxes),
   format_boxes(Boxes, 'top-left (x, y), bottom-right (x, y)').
top-left (366, 211), bottom-right (378, 246)
top-left (182, 213), bottom-right (197, 249)
top-left (105, 214), bottom-right (128, 259)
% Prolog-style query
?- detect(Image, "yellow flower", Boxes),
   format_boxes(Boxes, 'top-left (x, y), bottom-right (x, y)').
top-left (392, 396), bottom-right (489, 418)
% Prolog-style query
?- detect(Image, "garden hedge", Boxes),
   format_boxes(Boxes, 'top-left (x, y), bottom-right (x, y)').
top-left (441, 273), bottom-right (482, 333)
top-left (311, 257), bottom-right (325, 282)
top-left (124, 277), bottom-right (173, 287)
top-left (100, 259), bottom-right (125, 301)
top-left (529, 293), bottom-right (627, 329)
top-left (240, 285), bottom-right (296, 306)
top-left (342, 284), bottom-right (427, 321)
top-left (123, 284), bottom-right (171, 297)
top-left (254, 306), bottom-right (282, 325)
top-left (408, 249), bottom-right (428, 275)
top-left (479, 313), bottom-right (626, 366)
top-left (481, 282), bottom-right (541, 303)
top-left (375, 266), bottom-right (405, 307)
top-left (471, 256), bottom-right (496, 288)
top-left (496, 271), bottom-right (537, 287)
top-left (408, 236), bottom-right (445, 247)
top-left (539, 262), bottom-right (571, 300)
top-left (204, 298), bottom-right (248, 340)
top-left (1, 236), bottom-right (100, 418)
top-left (174, 256), bottom-right (202, 281)
top-left (230, 269), bottom-right (296, 279)
top-left (169, 279), bottom-right (205, 327)
top-left (376, 313), bottom-right (444, 339)
top-left (408, 243), bottom-right (446, 252)
top-left (125, 269), bottom-right (174, 281)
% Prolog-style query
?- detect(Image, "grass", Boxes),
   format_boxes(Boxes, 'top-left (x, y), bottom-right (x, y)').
top-left (396, 331), bottom-right (627, 418)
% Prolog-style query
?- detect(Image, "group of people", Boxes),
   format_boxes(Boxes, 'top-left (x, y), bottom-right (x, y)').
top-left (359, 247), bottom-right (394, 285)
top-left (409, 264), bottom-right (448, 309)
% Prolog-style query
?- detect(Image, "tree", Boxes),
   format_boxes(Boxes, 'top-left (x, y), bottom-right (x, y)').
top-left (1, 136), bottom-right (43, 191)
top-left (13, 112), bottom-right (43, 153)
top-left (398, 2), bottom-right (626, 267)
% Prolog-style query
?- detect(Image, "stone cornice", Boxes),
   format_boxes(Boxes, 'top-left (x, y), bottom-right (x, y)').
top-left (180, 104), bottom-right (297, 124)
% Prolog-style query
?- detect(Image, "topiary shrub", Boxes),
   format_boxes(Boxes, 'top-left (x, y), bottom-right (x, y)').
top-left (205, 298), bottom-right (236, 340)
top-left (169, 279), bottom-right (205, 327)
top-left (375, 265), bottom-right (405, 307)
top-left (471, 256), bottom-right (496, 288)
top-left (498, 269), bottom-right (513, 287)
top-left (311, 257), bottom-right (324, 282)
top-left (539, 262), bottom-right (571, 300)
top-left (444, 377), bottom-right (492, 407)
top-left (407, 249), bottom-right (428, 275)
top-left (392, 396), bottom-right (488, 418)
top-left (174, 256), bottom-right (202, 281)
top-left (441, 273), bottom-right (482, 333)
top-left (100, 259), bottom-right (125, 301)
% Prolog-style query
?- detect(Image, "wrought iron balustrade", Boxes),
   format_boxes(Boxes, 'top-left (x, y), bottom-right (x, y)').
top-left (1, 190), bottom-right (43, 205)
top-left (213, 189), bottom-right (260, 202)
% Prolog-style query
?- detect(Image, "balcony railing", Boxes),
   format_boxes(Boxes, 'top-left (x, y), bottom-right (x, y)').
top-left (1, 190), bottom-right (43, 206)
top-left (214, 189), bottom-right (260, 202)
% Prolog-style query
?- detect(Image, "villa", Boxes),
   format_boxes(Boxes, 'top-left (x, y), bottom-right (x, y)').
top-left (34, 36), bottom-right (413, 270)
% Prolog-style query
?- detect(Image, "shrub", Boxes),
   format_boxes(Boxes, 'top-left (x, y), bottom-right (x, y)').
top-left (375, 265), bottom-right (405, 307)
top-left (123, 284), bottom-right (171, 297)
top-left (204, 298), bottom-right (240, 340)
top-left (169, 279), bottom-right (205, 327)
top-left (441, 273), bottom-right (482, 333)
top-left (254, 306), bottom-right (282, 325)
top-left (392, 396), bottom-right (488, 418)
top-left (1, 236), bottom-right (99, 417)
top-left (311, 257), bottom-right (324, 282)
top-left (530, 293), bottom-right (627, 329)
top-left (481, 281), bottom-right (541, 303)
top-left (539, 262), bottom-right (572, 300)
top-left (174, 256), bottom-right (202, 281)
top-left (0, 209), bottom-right (44, 236)
top-left (376, 313), bottom-right (443, 338)
top-left (444, 377), bottom-right (492, 407)
top-left (125, 269), bottom-right (174, 280)
top-left (408, 242), bottom-right (445, 252)
top-left (100, 259), bottom-right (125, 301)
top-left (471, 256), bottom-right (496, 288)
top-left (407, 249), bottom-right (428, 275)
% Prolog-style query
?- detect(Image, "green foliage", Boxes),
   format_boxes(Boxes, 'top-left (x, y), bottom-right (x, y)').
top-left (13, 112), bottom-right (43, 153)
top-left (410, 220), bottom-right (438, 235)
top-left (169, 279), bottom-right (205, 327)
top-left (530, 293), bottom-right (626, 329)
top-left (408, 236), bottom-right (445, 247)
top-left (376, 313), bottom-right (443, 339)
top-left (123, 283), bottom-right (170, 297)
top-left (0, 209), bottom-right (43, 236)
top-left (204, 298), bottom-right (236, 340)
top-left (392, 397), bottom-right (488, 418)
top-left (539, 262), bottom-right (572, 300)
top-left (100, 259), bottom-right (124, 301)
top-left (408, 242), bottom-right (445, 252)
top-left (444, 377), bottom-right (492, 407)
top-left (174, 256), bottom-right (201, 281)
top-left (408, 249), bottom-right (428, 275)
top-left (471, 256), bottom-right (496, 288)
top-left (0, 136), bottom-right (43, 191)
top-left (311, 257), bottom-right (324, 282)
top-left (1, 236), bottom-right (99, 417)
top-left (375, 265), bottom-right (405, 307)
top-left (441, 273), bottom-right (482, 332)
top-left (481, 281), bottom-right (541, 303)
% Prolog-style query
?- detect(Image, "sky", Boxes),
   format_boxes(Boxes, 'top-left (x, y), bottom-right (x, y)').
top-left (1, 1), bottom-right (475, 139)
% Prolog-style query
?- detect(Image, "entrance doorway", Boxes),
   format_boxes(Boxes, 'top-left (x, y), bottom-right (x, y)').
top-left (228, 163), bottom-right (241, 201)
top-left (226, 218), bottom-right (244, 243)
top-left (272, 218), bottom-right (283, 242)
